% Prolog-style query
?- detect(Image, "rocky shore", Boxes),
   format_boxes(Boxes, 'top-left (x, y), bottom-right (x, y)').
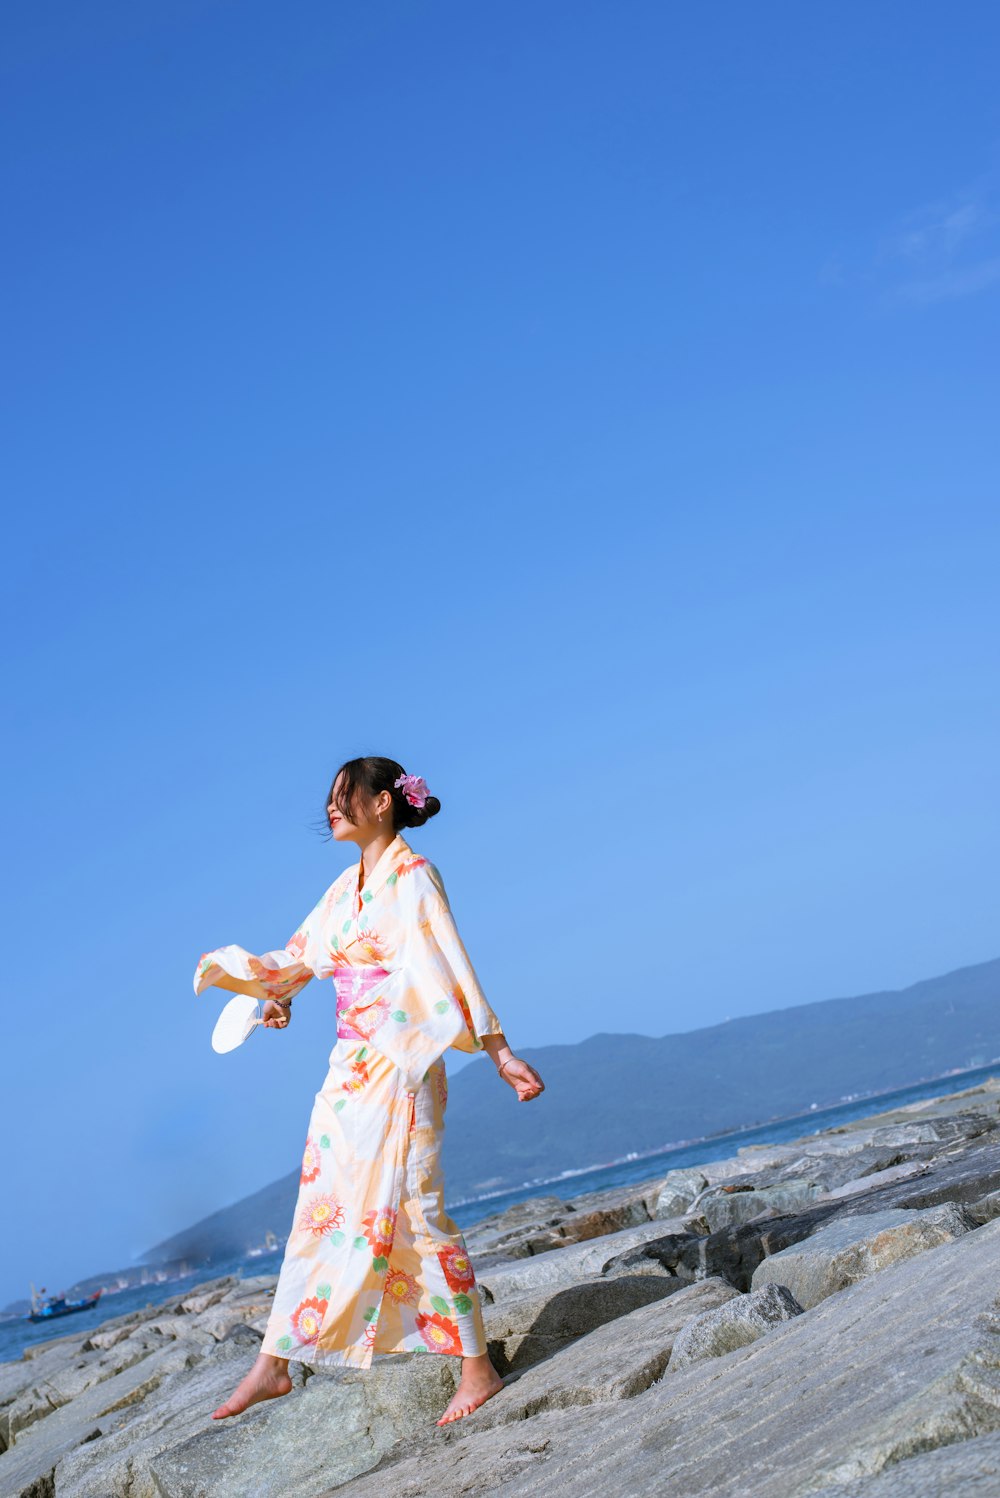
top-left (3, 1076), bottom-right (1000, 1496)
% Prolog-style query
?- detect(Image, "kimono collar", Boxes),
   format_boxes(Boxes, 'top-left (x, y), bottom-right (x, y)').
top-left (355, 833), bottom-right (413, 900)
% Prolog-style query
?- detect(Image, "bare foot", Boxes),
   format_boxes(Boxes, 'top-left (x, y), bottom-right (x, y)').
top-left (436, 1353), bottom-right (504, 1425)
top-left (211, 1353), bottom-right (293, 1419)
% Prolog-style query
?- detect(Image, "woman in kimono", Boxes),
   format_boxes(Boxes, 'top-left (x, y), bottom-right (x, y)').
top-left (193, 756), bottom-right (545, 1427)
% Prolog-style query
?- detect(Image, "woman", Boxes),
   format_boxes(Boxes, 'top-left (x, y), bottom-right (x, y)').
top-left (193, 756), bottom-right (545, 1426)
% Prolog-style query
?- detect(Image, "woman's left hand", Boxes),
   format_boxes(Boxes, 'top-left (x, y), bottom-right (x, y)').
top-left (498, 1056), bottom-right (545, 1102)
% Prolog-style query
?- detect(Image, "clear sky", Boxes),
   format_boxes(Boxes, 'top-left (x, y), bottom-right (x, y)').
top-left (2, 1), bottom-right (998, 1306)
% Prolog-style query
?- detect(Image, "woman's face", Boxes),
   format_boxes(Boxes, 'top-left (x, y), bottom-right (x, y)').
top-left (327, 773), bottom-right (385, 842)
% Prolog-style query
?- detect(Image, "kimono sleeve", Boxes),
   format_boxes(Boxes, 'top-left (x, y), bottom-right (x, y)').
top-left (341, 862), bottom-right (505, 1092)
top-left (192, 885), bottom-right (330, 1003)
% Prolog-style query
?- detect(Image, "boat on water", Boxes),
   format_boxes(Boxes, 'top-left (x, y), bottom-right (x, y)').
top-left (26, 1282), bottom-right (104, 1323)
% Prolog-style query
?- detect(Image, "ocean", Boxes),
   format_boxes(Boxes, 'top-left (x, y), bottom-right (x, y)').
top-left (3, 1059), bottom-right (998, 1366)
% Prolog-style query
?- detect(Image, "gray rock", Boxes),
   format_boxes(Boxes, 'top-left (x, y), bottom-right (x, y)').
top-left (698, 1155), bottom-right (762, 1183)
top-left (697, 1178), bottom-right (825, 1232)
top-left (0, 1338), bottom-right (93, 1451)
top-left (147, 1353), bottom-right (461, 1498)
top-left (476, 1217), bottom-right (697, 1302)
top-left (734, 1140), bottom-right (812, 1170)
top-left (179, 1283), bottom-right (242, 1316)
top-left (611, 1131), bottom-right (1000, 1295)
top-left (652, 1167), bottom-right (709, 1218)
top-left (880, 1132), bottom-right (1000, 1214)
top-left (538, 1199), bottom-right (651, 1249)
top-left (772, 1145), bottom-right (931, 1189)
top-left (6, 1333), bottom-right (198, 1442)
top-left (0, 1341), bottom-right (198, 1498)
top-left (197, 1299), bottom-right (275, 1343)
top-left (482, 1272), bottom-right (688, 1374)
top-left (52, 1331), bottom-right (290, 1498)
top-left (463, 1195), bottom-right (569, 1258)
top-left (666, 1283), bottom-right (804, 1372)
top-left (327, 1215), bottom-right (1000, 1497)
top-left (968, 1187), bottom-right (1000, 1227)
top-left (807, 1428), bottom-right (1000, 1495)
top-left (463, 1182), bottom-right (659, 1262)
top-left (751, 1201), bottom-right (977, 1308)
top-left (82, 1308), bottom-right (151, 1351)
top-left (882, 1115), bottom-right (997, 1145)
top-left (472, 1277), bottom-right (740, 1429)
top-left (811, 1160), bottom-right (931, 1202)
top-left (20, 1328), bottom-right (88, 1361)
top-left (734, 1144), bottom-right (942, 1200)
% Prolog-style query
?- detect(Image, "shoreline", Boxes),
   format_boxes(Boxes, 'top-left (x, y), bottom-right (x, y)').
top-left (446, 1055), bottom-right (1000, 1210)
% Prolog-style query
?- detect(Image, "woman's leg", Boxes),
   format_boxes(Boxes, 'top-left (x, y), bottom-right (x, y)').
top-left (212, 1047), bottom-right (346, 1416)
top-left (394, 1062), bottom-right (505, 1423)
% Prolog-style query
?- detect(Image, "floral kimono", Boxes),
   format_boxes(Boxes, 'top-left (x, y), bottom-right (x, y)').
top-left (192, 834), bottom-right (506, 1369)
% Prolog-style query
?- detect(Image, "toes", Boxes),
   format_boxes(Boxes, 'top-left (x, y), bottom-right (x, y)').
top-left (438, 1381), bottom-right (505, 1425)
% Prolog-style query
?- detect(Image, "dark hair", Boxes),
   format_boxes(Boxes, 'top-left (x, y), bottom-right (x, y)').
top-left (323, 756), bottom-right (442, 836)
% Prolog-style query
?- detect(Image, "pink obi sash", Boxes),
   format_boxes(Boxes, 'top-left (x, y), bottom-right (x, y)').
top-left (333, 966), bottom-right (391, 1041)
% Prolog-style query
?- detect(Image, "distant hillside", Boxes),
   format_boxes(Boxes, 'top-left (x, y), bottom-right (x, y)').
top-left (143, 956), bottom-right (1000, 1265)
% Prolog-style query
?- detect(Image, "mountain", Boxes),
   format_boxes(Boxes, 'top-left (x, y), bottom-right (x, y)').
top-left (142, 956), bottom-right (1000, 1264)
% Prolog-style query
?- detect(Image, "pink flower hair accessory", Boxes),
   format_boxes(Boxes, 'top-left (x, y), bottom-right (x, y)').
top-left (394, 772), bottom-right (430, 808)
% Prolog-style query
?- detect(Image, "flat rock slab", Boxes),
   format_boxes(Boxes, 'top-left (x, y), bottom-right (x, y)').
top-left (808, 1429), bottom-right (1000, 1496)
top-left (699, 1178), bottom-right (825, 1232)
top-left (564, 1175), bottom-right (665, 1213)
top-left (483, 1271), bottom-right (682, 1374)
top-left (148, 1353), bottom-right (459, 1498)
top-left (811, 1160), bottom-right (931, 1202)
top-left (327, 1215), bottom-right (1000, 1497)
top-left (52, 1332), bottom-right (300, 1498)
top-left (473, 1277), bottom-right (739, 1429)
top-left (751, 1201), bottom-right (976, 1308)
top-left (0, 1339), bottom-right (95, 1450)
top-left (477, 1219), bottom-right (695, 1301)
top-left (0, 1341), bottom-right (197, 1498)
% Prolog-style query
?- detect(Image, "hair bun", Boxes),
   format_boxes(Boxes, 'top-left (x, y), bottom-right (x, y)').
top-left (404, 794), bottom-right (441, 828)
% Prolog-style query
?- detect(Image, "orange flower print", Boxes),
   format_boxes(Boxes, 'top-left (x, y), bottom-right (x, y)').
top-left (384, 1268), bottom-right (420, 1306)
top-left (300, 1136), bottom-right (322, 1184)
top-left (287, 930), bottom-right (307, 958)
top-left (361, 1206), bottom-right (397, 1259)
top-left (416, 1310), bottom-right (462, 1355)
top-left (357, 928), bottom-right (385, 960)
top-left (341, 1057), bottom-right (370, 1095)
top-left (299, 1193), bottom-right (346, 1236)
top-left (437, 1244), bottom-right (476, 1293)
top-left (290, 1294), bottom-right (328, 1345)
top-left (394, 855), bottom-right (428, 880)
top-left (346, 994), bottom-right (392, 1043)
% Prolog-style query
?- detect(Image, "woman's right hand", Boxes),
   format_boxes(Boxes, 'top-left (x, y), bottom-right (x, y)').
top-left (262, 1000), bottom-right (291, 1030)
top-left (498, 1056), bottom-right (544, 1102)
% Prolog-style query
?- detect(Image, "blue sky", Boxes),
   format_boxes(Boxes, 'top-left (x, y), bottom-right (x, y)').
top-left (2, 1), bottom-right (998, 1305)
